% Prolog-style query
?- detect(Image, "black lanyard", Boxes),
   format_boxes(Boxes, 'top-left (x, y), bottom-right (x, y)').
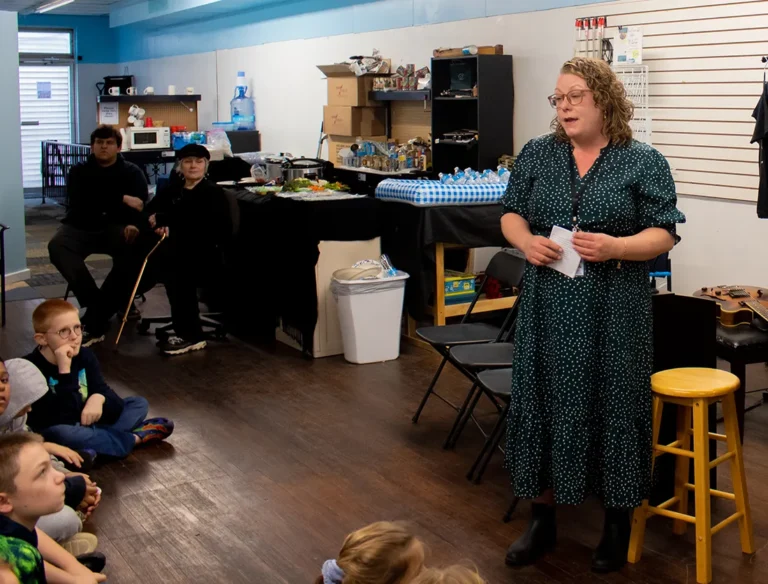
top-left (568, 147), bottom-right (608, 229)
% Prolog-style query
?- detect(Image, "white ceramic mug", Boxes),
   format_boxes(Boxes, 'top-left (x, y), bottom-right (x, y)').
top-left (143, 86), bottom-right (155, 95)
top-left (134, 119), bottom-right (145, 127)
top-left (128, 115), bottom-right (138, 124)
top-left (167, 85), bottom-right (176, 95)
top-left (126, 86), bottom-right (137, 96)
top-left (128, 105), bottom-right (140, 116)
top-left (137, 108), bottom-right (146, 117)
top-left (186, 87), bottom-right (195, 95)
top-left (108, 86), bottom-right (120, 96)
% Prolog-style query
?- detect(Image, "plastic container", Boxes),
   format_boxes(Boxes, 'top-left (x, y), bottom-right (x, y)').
top-left (230, 71), bottom-right (256, 131)
top-left (444, 270), bottom-right (476, 305)
top-left (331, 271), bottom-right (409, 364)
top-left (212, 121), bottom-right (235, 132)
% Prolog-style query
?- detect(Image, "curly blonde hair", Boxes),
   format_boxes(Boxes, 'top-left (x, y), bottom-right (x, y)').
top-left (313, 521), bottom-right (424, 584)
top-left (551, 57), bottom-right (634, 145)
top-left (411, 566), bottom-right (486, 584)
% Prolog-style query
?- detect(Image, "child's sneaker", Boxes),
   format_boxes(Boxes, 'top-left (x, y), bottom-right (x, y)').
top-left (77, 552), bottom-right (106, 573)
top-left (61, 533), bottom-right (98, 556)
top-left (133, 418), bottom-right (174, 445)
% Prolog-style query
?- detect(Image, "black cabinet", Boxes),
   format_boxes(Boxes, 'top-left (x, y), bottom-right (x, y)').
top-left (431, 55), bottom-right (514, 175)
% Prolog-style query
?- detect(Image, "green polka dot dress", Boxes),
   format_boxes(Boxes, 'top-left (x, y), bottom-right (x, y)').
top-left (501, 134), bottom-right (686, 508)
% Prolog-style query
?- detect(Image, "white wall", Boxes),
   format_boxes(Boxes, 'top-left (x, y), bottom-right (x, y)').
top-left (119, 0), bottom-right (768, 295)
top-left (77, 63), bottom-right (117, 143)
top-left (0, 11), bottom-right (27, 278)
top-left (120, 53), bottom-right (218, 131)
top-left (214, 10), bottom-right (573, 159)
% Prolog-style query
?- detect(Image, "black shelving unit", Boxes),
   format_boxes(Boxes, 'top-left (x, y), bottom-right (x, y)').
top-left (369, 90), bottom-right (431, 102)
top-left (431, 55), bottom-right (514, 175)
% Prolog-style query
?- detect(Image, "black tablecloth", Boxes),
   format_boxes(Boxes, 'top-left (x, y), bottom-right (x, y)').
top-left (379, 202), bottom-right (507, 320)
top-left (226, 191), bottom-right (382, 352)
top-left (225, 185), bottom-right (507, 350)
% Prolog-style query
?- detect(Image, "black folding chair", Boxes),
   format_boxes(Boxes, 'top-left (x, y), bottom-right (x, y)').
top-left (411, 251), bottom-right (526, 435)
top-left (442, 310), bottom-right (519, 449)
top-left (465, 368), bottom-right (513, 482)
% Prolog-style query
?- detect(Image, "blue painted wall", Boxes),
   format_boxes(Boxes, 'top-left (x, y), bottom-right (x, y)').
top-left (18, 14), bottom-right (117, 63)
top-left (0, 11), bottom-right (26, 276)
top-left (115, 0), bottom-right (615, 62)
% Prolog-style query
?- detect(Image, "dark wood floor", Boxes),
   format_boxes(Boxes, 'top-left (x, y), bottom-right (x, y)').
top-left (3, 291), bottom-right (768, 583)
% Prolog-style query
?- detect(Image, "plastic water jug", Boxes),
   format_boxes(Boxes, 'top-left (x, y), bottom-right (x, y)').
top-left (230, 71), bottom-right (256, 131)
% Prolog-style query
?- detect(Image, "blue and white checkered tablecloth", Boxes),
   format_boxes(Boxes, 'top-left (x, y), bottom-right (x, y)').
top-left (375, 179), bottom-right (507, 207)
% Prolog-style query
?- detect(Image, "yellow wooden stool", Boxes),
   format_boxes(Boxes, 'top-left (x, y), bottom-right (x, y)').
top-left (628, 368), bottom-right (754, 583)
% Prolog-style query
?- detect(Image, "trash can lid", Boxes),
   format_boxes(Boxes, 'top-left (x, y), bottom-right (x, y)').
top-left (332, 271), bottom-right (409, 285)
top-left (332, 267), bottom-right (382, 281)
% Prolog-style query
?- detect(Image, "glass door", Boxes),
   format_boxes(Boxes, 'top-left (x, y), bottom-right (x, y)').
top-left (18, 29), bottom-right (75, 194)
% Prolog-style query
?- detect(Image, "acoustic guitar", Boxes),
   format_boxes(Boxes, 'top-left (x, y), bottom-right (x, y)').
top-left (694, 285), bottom-right (768, 328)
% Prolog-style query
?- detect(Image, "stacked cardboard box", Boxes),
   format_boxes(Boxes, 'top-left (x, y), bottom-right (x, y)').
top-left (318, 64), bottom-right (388, 166)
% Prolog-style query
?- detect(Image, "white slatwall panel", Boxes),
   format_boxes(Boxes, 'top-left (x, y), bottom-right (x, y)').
top-left (596, 0), bottom-right (767, 202)
top-left (19, 66), bottom-right (72, 189)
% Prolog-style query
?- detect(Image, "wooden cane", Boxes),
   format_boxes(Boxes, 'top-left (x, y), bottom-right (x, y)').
top-left (114, 233), bottom-right (167, 348)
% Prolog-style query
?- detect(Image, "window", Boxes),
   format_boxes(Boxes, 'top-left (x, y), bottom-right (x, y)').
top-left (18, 30), bottom-right (73, 58)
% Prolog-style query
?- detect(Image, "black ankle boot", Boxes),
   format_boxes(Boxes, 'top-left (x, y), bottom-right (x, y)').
top-left (505, 503), bottom-right (556, 567)
top-left (591, 508), bottom-right (631, 573)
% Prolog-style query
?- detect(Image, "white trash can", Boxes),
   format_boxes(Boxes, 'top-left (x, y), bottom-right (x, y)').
top-left (331, 271), bottom-right (410, 364)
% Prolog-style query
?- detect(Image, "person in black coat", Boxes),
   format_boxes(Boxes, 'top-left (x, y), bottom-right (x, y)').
top-left (48, 126), bottom-right (148, 346)
top-left (141, 144), bottom-right (234, 355)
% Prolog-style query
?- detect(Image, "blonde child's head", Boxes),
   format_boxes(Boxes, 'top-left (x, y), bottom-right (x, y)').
top-left (31, 299), bottom-right (82, 359)
top-left (317, 521), bottom-right (425, 584)
top-left (410, 566), bottom-right (486, 584)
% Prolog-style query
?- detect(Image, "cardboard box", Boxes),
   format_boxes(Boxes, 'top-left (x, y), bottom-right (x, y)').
top-left (326, 135), bottom-right (387, 165)
top-left (318, 62), bottom-right (387, 106)
top-left (317, 61), bottom-right (391, 77)
top-left (327, 76), bottom-right (380, 107)
top-left (323, 106), bottom-right (386, 137)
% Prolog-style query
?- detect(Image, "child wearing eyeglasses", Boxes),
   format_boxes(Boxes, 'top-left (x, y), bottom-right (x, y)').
top-left (22, 299), bottom-right (173, 458)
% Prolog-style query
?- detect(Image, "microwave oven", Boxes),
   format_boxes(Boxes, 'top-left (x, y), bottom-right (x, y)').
top-left (126, 127), bottom-right (171, 150)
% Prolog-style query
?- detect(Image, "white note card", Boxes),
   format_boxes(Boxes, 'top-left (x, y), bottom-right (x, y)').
top-left (99, 103), bottom-right (119, 125)
top-left (547, 226), bottom-right (582, 279)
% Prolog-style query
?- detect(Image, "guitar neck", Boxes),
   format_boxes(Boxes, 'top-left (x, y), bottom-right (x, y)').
top-left (745, 298), bottom-right (768, 324)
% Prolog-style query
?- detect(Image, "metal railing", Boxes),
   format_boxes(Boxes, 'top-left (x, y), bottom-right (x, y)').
top-left (39, 141), bottom-right (90, 205)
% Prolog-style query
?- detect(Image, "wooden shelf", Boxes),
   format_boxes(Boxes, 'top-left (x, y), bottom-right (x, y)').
top-left (97, 95), bottom-right (201, 103)
top-left (425, 295), bottom-right (517, 318)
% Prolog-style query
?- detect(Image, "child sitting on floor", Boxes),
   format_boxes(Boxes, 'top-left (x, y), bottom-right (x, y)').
top-left (0, 432), bottom-right (105, 583)
top-left (411, 566), bottom-right (486, 584)
top-left (23, 299), bottom-right (174, 459)
top-left (315, 521), bottom-right (425, 584)
top-left (0, 358), bottom-right (101, 554)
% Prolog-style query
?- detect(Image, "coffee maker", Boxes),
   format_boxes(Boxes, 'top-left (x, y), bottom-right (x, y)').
top-left (96, 75), bottom-right (135, 96)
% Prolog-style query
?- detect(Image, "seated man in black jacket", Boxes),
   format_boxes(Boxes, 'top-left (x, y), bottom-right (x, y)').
top-left (48, 126), bottom-right (148, 346)
top-left (141, 144), bottom-right (233, 356)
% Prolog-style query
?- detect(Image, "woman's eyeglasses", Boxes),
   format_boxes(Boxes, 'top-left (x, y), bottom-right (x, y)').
top-left (548, 89), bottom-right (592, 109)
top-left (50, 324), bottom-right (83, 339)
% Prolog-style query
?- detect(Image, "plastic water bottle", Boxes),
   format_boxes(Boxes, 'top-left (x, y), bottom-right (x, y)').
top-left (230, 71), bottom-right (256, 131)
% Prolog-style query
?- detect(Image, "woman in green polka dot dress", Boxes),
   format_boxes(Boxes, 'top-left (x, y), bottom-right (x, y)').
top-left (500, 57), bottom-right (685, 574)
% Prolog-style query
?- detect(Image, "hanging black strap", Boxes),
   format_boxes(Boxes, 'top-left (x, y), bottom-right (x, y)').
top-left (568, 148), bottom-right (607, 228)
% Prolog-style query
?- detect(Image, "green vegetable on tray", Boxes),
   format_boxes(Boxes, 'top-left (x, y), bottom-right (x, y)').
top-left (282, 178), bottom-right (314, 192)
top-left (325, 182), bottom-right (350, 191)
top-left (282, 179), bottom-right (350, 193)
